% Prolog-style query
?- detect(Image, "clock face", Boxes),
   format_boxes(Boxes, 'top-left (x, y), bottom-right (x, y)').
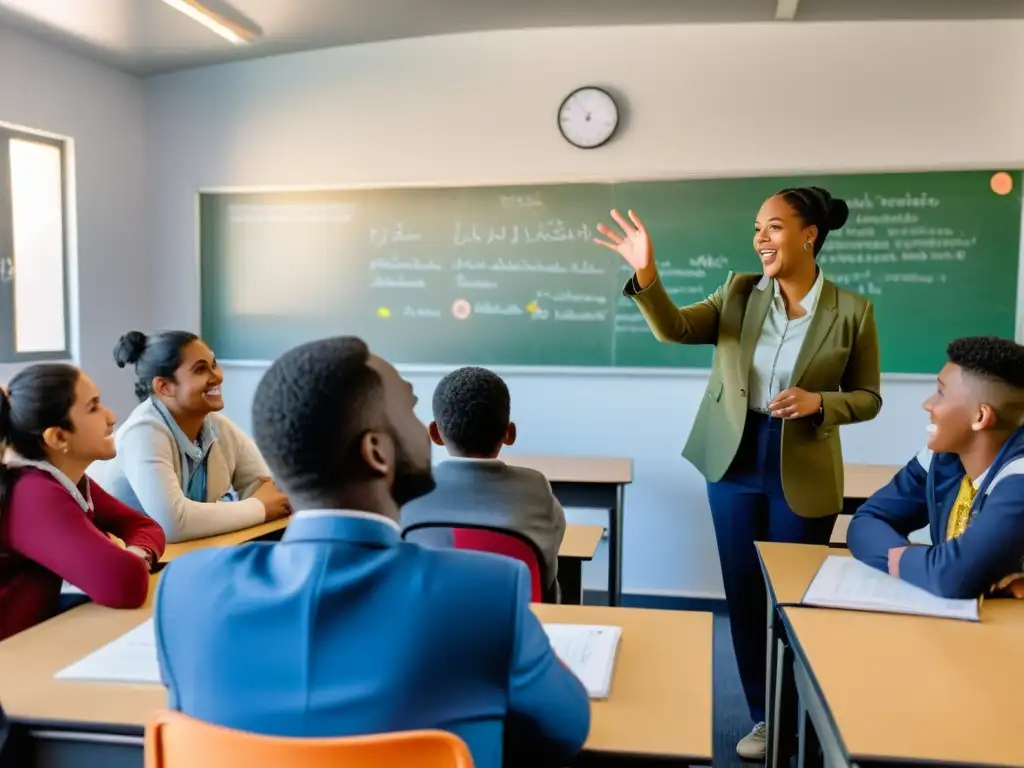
top-left (557, 87), bottom-right (619, 149)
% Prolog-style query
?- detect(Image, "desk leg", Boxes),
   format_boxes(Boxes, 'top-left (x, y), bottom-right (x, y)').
top-left (765, 609), bottom-right (797, 766)
top-left (606, 485), bottom-right (624, 607)
top-left (797, 695), bottom-right (822, 768)
top-left (793, 655), bottom-right (851, 768)
top-left (764, 597), bottom-right (780, 766)
top-left (557, 558), bottom-right (583, 605)
top-left (774, 639), bottom-right (798, 765)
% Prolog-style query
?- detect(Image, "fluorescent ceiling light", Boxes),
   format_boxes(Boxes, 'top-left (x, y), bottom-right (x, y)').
top-left (158, 0), bottom-right (258, 45)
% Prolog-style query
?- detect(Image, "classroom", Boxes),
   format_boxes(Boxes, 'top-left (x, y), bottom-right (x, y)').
top-left (1, 0), bottom-right (1023, 767)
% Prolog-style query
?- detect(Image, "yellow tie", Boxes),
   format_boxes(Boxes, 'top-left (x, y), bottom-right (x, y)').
top-left (946, 475), bottom-right (977, 541)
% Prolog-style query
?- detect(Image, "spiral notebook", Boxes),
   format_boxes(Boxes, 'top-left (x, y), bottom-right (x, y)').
top-left (542, 623), bottom-right (622, 699)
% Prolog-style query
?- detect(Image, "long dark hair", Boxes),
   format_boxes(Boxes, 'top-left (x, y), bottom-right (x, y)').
top-left (0, 364), bottom-right (80, 508)
top-left (113, 330), bottom-right (199, 402)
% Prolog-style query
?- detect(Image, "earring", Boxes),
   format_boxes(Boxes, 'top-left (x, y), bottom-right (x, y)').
top-left (803, 242), bottom-right (812, 251)
top-left (62, 445), bottom-right (69, 453)
top-left (972, 422), bottom-right (982, 432)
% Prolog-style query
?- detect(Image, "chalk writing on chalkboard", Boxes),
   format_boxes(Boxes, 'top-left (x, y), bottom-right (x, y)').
top-left (201, 171), bottom-right (1020, 373)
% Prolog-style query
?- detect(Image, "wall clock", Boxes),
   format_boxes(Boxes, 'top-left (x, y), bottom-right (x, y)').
top-left (557, 86), bottom-right (619, 149)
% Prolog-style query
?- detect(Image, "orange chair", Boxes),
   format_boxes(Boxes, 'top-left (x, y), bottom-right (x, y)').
top-left (145, 709), bottom-right (474, 768)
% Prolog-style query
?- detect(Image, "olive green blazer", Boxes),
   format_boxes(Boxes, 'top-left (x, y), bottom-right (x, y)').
top-left (627, 271), bottom-right (882, 518)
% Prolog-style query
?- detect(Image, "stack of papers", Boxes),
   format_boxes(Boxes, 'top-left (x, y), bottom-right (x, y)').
top-left (802, 556), bottom-right (980, 622)
top-left (542, 623), bottom-right (622, 698)
top-left (55, 619), bottom-right (162, 684)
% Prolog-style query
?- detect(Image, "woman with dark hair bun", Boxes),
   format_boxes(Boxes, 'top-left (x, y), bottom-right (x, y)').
top-left (594, 187), bottom-right (882, 760)
top-left (93, 330), bottom-right (290, 544)
top-left (0, 364), bottom-right (165, 641)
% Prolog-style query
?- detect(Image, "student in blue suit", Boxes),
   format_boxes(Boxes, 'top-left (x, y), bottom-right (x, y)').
top-left (849, 336), bottom-right (1024, 599)
top-left (153, 336), bottom-right (591, 768)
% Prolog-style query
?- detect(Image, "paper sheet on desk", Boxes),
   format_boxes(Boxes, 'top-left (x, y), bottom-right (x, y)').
top-left (54, 618), bottom-right (162, 684)
top-left (802, 556), bottom-right (980, 621)
top-left (542, 624), bottom-right (621, 699)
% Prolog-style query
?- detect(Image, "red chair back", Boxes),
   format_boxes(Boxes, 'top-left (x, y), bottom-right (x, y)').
top-left (451, 528), bottom-right (543, 602)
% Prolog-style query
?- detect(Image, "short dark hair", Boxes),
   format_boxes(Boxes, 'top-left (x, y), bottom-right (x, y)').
top-left (113, 330), bottom-right (199, 401)
top-left (252, 336), bottom-right (383, 497)
top-left (947, 336), bottom-right (1024, 390)
top-left (774, 186), bottom-right (849, 255)
top-left (0, 364), bottom-right (80, 507)
top-left (432, 366), bottom-right (510, 455)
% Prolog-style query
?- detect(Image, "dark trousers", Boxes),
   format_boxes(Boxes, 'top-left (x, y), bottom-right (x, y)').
top-left (707, 411), bottom-right (836, 724)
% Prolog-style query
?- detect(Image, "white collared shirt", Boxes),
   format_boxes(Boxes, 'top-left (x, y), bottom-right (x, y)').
top-left (748, 268), bottom-right (825, 410)
top-left (293, 508), bottom-right (402, 533)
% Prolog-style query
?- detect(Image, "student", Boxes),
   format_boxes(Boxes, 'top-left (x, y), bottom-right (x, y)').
top-left (94, 330), bottom-right (290, 543)
top-left (154, 337), bottom-right (590, 768)
top-left (0, 364), bottom-right (165, 642)
top-left (401, 366), bottom-right (567, 601)
top-left (848, 336), bottom-right (1024, 598)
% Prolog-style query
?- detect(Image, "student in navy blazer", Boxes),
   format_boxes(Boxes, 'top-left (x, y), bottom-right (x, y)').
top-left (154, 336), bottom-right (590, 768)
top-left (849, 337), bottom-right (1024, 598)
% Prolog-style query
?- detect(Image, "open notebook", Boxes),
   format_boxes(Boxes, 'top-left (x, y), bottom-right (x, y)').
top-left (542, 623), bottom-right (622, 699)
top-left (802, 556), bottom-right (980, 622)
top-left (56, 619), bottom-right (626, 696)
top-left (55, 618), bottom-right (162, 684)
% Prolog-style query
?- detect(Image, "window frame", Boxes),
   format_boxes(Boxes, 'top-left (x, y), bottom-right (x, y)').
top-left (0, 125), bottom-right (71, 363)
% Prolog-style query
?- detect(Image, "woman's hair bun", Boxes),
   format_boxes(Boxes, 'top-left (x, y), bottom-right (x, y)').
top-left (113, 331), bottom-right (148, 368)
top-left (826, 197), bottom-right (849, 231)
top-left (805, 186), bottom-right (848, 231)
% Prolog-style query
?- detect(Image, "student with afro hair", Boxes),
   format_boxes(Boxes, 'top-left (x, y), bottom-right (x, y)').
top-left (850, 336), bottom-right (1024, 599)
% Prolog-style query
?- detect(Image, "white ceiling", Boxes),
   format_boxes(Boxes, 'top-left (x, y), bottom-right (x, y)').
top-left (2, 0), bottom-right (1024, 76)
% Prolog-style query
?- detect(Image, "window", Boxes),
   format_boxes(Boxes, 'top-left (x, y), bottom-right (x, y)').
top-left (0, 125), bottom-right (70, 362)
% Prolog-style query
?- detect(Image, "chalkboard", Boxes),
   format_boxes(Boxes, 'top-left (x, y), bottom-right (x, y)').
top-left (199, 170), bottom-right (1022, 374)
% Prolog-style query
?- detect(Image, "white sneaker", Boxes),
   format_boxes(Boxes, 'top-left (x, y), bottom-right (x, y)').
top-left (736, 721), bottom-right (766, 761)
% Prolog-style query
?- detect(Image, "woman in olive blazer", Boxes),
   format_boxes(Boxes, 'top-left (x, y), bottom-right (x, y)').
top-left (594, 187), bottom-right (881, 761)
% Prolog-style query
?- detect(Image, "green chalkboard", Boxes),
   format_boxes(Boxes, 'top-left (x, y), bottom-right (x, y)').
top-left (199, 170), bottom-right (1022, 374)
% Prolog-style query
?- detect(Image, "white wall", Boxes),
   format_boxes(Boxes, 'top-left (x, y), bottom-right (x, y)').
top-left (0, 24), bottom-right (149, 419)
top-left (145, 20), bottom-right (1024, 598)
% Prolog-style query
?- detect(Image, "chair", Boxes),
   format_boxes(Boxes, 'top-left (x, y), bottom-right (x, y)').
top-left (144, 709), bottom-right (474, 768)
top-left (403, 522), bottom-right (548, 602)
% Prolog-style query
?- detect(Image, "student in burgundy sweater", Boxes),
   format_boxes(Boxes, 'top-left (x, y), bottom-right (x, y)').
top-left (0, 364), bottom-right (166, 642)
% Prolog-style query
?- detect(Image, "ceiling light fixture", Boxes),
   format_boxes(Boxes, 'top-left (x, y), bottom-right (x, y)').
top-left (158, 0), bottom-right (259, 45)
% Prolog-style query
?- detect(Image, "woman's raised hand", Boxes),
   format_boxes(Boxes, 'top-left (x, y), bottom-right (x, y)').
top-left (593, 209), bottom-right (653, 272)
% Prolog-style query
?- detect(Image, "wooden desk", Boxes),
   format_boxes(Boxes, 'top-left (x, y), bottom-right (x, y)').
top-left (559, 524), bottom-right (604, 560)
top-left (0, 585), bottom-right (710, 766)
top-left (784, 601), bottom-right (1024, 767)
top-left (843, 463), bottom-right (899, 504)
top-left (556, 524), bottom-right (604, 604)
top-left (161, 517), bottom-right (290, 561)
top-left (829, 514), bottom-right (851, 547)
top-left (503, 454), bottom-right (632, 606)
top-left (534, 603), bottom-right (713, 765)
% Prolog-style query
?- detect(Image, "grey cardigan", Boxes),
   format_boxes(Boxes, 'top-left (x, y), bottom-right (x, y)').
top-left (91, 398), bottom-right (269, 543)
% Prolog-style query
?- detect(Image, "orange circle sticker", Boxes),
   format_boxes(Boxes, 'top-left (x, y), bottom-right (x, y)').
top-left (990, 172), bottom-right (1013, 196)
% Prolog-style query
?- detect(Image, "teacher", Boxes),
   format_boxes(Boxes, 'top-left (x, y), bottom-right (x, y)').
top-left (594, 187), bottom-right (882, 761)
